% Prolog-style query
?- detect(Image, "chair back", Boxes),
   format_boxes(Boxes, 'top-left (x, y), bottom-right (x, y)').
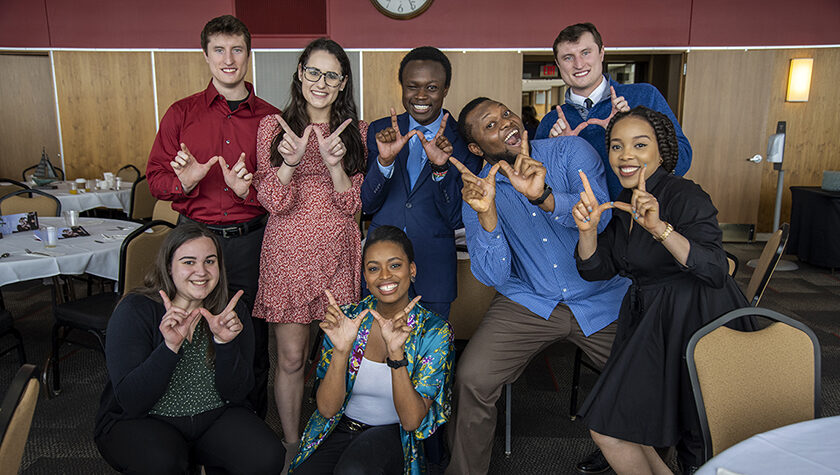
top-left (129, 176), bottom-right (155, 221)
top-left (725, 251), bottom-right (738, 277)
top-left (116, 164), bottom-right (141, 184)
top-left (0, 179), bottom-right (30, 200)
top-left (745, 223), bottom-right (789, 306)
top-left (686, 307), bottom-right (820, 461)
top-left (0, 188), bottom-right (61, 217)
top-left (152, 200), bottom-right (180, 225)
top-left (0, 364), bottom-right (40, 472)
top-left (118, 220), bottom-right (176, 294)
top-left (448, 257), bottom-right (497, 340)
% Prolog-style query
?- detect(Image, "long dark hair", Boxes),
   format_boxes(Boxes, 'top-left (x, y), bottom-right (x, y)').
top-left (605, 106), bottom-right (679, 173)
top-left (269, 38), bottom-right (365, 177)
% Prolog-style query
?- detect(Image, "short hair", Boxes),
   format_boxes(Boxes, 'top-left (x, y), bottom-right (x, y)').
top-left (201, 15), bottom-right (251, 55)
top-left (605, 106), bottom-right (679, 173)
top-left (458, 97), bottom-right (493, 145)
top-left (552, 22), bottom-right (603, 58)
top-left (398, 46), bottom-right (452, 87)
top-left (363, 225), bottom-right (415, 264)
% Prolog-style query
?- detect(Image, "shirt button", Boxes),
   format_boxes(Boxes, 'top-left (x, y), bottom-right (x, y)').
top-left (553, 264), bottom-right (558, 268)
top-left (532, 212), bottom-right (537, 217)
top-left (554, 216), bottom-right (559, 220)
top-left (223, 212), bottom-right (228, 216)
top-left (227, 115), bottom-right (231, 119)
top-left (225, 139), bottom-right (230, 144)
top-left (495, 234), bottom-right (501, 239)
top-left (501, 257), bottom-right (506, 261)
top-left (224, 187), bottom-right (229, 191)
top-left (542, 238), bottom-right (548, 242)
top-left (405, 202), bottom-right (413, 209)
top-left (562, 288), bottom-right (567, 292)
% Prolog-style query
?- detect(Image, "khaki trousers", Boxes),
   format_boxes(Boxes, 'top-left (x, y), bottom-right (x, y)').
top-left (446, 293), bottom-right (617, 475)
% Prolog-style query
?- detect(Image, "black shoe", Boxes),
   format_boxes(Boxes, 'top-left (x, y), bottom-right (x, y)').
top-left (575, 448), bottom-right (610, 474)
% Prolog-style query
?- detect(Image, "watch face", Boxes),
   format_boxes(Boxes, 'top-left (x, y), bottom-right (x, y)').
top-left (371, 0), bottom-right (433, 19)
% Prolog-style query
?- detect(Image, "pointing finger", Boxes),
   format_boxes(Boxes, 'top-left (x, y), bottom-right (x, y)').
top-left (159, 290), bottom-right (172, 310)
top-left (448, 156), bottom-right (473, 177)
top-left (520, 129), bottom-right (529, 157)
top-left (610, 86), bottom-right (618, 102)
top-left (325, 289), bottom-right (337, 308)
top-left (578, 169), bottom-right (596, 206)
top-left (221, 289), bottom-right (244, 316)
top-left (332, 118), bottom-right (353, 138)
top-left (390, 107), bottom-right (399, 131)
top-left (436, 113), bottom-right (449, 139)
top-left (276, 115), bottom-right (296, 138)
top-left (404, 295), bottom-right (422, 315)
top-left (638, 164), bottom-right (647, 192)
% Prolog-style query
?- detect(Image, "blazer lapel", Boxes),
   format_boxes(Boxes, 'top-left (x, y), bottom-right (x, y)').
top-left (397, 113), bottom-right (412, 193)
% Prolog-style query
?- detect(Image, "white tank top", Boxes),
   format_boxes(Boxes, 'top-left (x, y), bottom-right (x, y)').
top-left (344, 357), bottom-right (401, 426)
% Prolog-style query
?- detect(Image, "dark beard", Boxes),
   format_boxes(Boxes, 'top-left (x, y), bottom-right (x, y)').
top-left (485, 150), bottom-right (517, 166)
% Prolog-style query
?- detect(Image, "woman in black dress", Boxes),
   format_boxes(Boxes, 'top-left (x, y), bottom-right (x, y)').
top-left (572, 106), bottom-right (747, 474)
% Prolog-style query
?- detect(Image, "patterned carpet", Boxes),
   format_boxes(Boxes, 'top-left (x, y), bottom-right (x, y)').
top-left (1, 242), bottom-right (837, 474)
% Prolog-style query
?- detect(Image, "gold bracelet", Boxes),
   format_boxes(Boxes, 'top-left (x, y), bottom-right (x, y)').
top-left (654, 222), bottom-right (674, 242)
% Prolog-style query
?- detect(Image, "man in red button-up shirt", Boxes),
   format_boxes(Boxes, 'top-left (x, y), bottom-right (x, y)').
top-left (146, 15), bottom-right (280, 419)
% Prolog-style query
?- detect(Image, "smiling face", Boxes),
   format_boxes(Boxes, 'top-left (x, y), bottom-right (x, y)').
top-left (203, 33), bottom-right (249, 97)
top-left (298, 49), bottom-right (347, 120)
top-left (465, 100), bottom-right (524, 165)
top-left (170, 236), bottom-right (220, 310)
top-left (554, 31), bottom-right (605, 97)
top-left (363, 240), bottom-right (416, 307)
top-left (401, 60), bottom-right (449, 126)
top-left (608, 116), bottom-right (662, 189)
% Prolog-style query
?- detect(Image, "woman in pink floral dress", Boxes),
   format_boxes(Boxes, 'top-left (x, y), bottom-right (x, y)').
top-left (253, 38), bottom-right (367, 455)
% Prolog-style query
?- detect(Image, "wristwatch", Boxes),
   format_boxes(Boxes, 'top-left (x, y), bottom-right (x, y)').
top-left (386, 356), bottom-right (408, 369)
top-left (529, 184), bottom-right (553, 206)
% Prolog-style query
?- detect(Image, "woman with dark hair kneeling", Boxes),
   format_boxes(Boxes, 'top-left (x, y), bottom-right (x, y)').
top-left (572, 106), bottom-right (747, 474)
top-left (290, 225), bottom-right (453, 475)
top-left (94, 223), bottom-right (285, 474)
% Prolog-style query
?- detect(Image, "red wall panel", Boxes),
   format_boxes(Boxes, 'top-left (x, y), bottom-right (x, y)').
top-left (0, 0), bottom-right (51, 47)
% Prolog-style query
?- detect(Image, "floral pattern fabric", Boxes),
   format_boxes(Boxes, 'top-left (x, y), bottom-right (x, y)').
top-left (290, 295), bottom-right (454, 474)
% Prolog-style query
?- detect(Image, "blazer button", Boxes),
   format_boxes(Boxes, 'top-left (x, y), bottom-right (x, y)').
top-left (405, 202), bottom-right (413, 209)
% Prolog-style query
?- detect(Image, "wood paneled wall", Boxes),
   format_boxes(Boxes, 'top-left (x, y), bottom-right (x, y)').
top-left (682, 48), bottom-right (840, 233)
top-left (0, 54), bottom-right (60, 180)
top-left (53, 52), bottom-right (157, 179)
top-left (361, 51), bottom-right (522, 124)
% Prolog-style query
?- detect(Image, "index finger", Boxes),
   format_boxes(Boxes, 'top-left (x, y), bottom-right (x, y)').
top-left (578, 169), bottom-right (596, 203)
top-left (610, 86), bottom-right (618, 102)
top-left (637, 164), bottom-right (647, 192)
top-left (159, 290), bottom-right (172, 310)
top-left (390, 107), bottom-right (399, 130)
top-left (222, 289), bottom-right (244, 315)
top-left (520, 129), bottom-right (529, 157)
top-left (332, 118), bottom-right (352, 138)
top-left (448, 156), bottom-right (474, 177)
top-left (180, 143), bottom-right (193, 158)
top-left (435, 113), bottom-right (449, 139)
top-left (276, 115), bottom-right (296, 137)
top-left (404, 295), bottom-right (422, 315)
top-left (325, 289), bottom-right (338, 308)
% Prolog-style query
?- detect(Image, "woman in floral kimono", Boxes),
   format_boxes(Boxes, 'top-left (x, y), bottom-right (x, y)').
top-left (291, 225), bottom-right (453, 475)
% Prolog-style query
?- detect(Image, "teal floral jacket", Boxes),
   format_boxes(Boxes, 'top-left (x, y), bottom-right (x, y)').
top-left (290, 295), bottom-right (454, 474)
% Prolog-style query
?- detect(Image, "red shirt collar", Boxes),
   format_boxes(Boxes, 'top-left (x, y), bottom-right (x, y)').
top-left (202, 80), bottom-right (256, 115)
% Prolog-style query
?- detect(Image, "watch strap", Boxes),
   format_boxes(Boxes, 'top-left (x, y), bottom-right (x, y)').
top-left (386, 356), bottom-right (408, 369)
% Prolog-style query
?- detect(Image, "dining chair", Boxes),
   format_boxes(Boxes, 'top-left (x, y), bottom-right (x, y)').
top-left (152, 199), bottom-right (180, 225)
top-left (725, 251), bottom-right (739, 278)
top-left (42, 220), bottom-right (175, 397)
top-left (0, 364), bottom-right (40, 474)
top-left (0, 188), bottom-right (61, 217)
top-left (686, 307), bottom-right (820, 461)
top-left (0, 309), bottom-right (26, 365)
top-left (744, 223), bottom-right (789, 306)
top-left (0, 178), bottom-right (30, 200)
top-left (22, 164), bottom-right (64, 181)
top-left (116, 164), bottom-right (141, 184)
top-left (129, 176), bottom-right (156, 221)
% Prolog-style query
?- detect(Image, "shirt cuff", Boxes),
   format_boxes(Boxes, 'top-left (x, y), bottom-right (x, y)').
top-left (377, 160), bottom-right (395, 179)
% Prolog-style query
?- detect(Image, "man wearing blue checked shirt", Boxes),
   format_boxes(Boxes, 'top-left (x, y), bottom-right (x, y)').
top-left (445, 97), bottom-right (628, 475)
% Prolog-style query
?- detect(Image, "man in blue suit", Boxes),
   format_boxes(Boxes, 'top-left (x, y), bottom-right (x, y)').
top-left (361, 46), bottom-right (482, 318)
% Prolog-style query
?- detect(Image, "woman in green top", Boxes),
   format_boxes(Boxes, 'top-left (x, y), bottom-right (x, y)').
top-left (94, 223), bottom-right (285, 474)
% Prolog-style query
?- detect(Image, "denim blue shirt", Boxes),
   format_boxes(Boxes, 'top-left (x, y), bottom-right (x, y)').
top-left (462, 136), bottom-right (629, 336)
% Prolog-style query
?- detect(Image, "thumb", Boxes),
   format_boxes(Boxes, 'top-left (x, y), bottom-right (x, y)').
top-left (487, 162), bottom-right (501, 180)
top-left (302, 124), bottom-right (313, 143)
top-left (206, 156), bottom-right (220, 169)
top-left (312, 126), bottom-right (324, 143)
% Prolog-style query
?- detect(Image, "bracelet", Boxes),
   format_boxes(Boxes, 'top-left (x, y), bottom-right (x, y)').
top-left (528, 184), bottom-right (553, 206)
top-left (283, 158), bottom-right (300, 167)
top-left (429, 161), bottom-right (450, 173)
top-left (654, 222), bottom-right (674, 242)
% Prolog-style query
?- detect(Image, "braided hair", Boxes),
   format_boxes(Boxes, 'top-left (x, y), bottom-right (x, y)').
top-left (605, 106), bottom-right (679, 173)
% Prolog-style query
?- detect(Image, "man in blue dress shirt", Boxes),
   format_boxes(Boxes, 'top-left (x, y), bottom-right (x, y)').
top-left (361, 47), bottom-right (482, 318)
top-left (445, 97), bottom-right (628, 475)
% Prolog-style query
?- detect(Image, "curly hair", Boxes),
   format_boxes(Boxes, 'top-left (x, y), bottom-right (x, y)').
top-left (605, 106), bottom-right (679, 173)
top-left (268, 38), bottom-right (365, 177)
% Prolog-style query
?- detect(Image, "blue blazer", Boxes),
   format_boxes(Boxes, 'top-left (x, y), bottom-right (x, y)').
top-left (361, 110), bottom-right (482, 304)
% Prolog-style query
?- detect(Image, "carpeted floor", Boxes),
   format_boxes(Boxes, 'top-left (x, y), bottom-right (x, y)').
top-left (1, 242), bottom-right (837, 474)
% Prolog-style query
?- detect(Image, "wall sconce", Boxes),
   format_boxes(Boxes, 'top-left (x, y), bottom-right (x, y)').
top-left (786, 58), bottom-right (813, 102)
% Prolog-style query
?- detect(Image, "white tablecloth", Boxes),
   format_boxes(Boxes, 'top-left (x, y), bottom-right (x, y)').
top-left (0, 217), bottom-right (141, 286)
top-left (697, 416), bottom-right (840, 475)
top-left (36, 181), bottom-right (132, 214)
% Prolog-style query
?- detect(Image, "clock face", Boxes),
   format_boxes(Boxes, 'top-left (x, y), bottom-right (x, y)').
top-left (371, 0), bottom-right (433, 20)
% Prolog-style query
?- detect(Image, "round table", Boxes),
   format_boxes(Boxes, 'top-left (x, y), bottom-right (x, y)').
top-left (0, 217), bottom-right (141, 286)
top-left (696, 416), bottom-right (840, 475)
top-left (34, 181), bottom-right (132, 214)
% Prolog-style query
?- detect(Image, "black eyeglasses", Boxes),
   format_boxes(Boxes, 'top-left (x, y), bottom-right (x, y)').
top-left (302, 66), bottom-right (344, 87)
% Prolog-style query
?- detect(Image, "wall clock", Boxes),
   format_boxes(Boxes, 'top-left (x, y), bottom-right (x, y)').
top-left (370, 0), bottom-right (433, 20)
